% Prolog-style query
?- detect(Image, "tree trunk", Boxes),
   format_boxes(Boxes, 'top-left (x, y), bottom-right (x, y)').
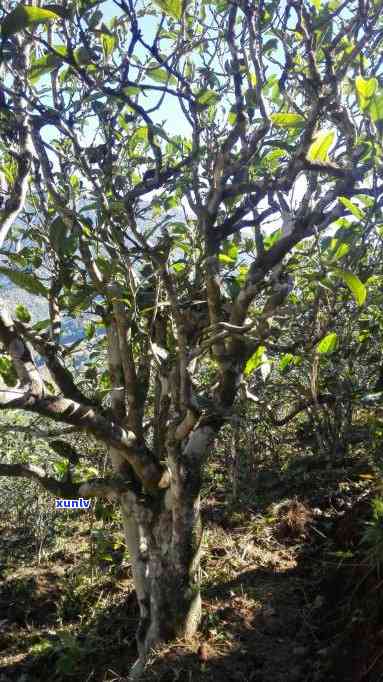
top-left (111, 424), bottom-right (216, 679)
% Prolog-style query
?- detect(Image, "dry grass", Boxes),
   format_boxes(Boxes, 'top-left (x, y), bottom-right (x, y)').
top-left (0, 446), bottom-right (381, 681)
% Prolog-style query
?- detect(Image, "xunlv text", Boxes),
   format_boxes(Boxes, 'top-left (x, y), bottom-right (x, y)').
top-left (55, 498), bottom-right (91, 510)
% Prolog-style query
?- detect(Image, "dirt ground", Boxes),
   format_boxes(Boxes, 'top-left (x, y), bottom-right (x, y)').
top-left (1, 452), bottom-right (382, 682)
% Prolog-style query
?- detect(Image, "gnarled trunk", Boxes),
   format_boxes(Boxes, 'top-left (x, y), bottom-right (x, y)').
top-left (111, 423), bottom-right (216, 679)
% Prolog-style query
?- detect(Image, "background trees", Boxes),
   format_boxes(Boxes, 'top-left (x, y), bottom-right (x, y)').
top-left (1, 0), bottom-right (383, 677)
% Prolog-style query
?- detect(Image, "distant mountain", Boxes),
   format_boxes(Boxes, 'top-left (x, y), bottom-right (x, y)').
top-left (0, 204), bottom-right (185, 342)
top-left (0, 285), bottom-right (85, 342)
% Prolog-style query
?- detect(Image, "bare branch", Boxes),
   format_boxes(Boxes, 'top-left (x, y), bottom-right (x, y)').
top-left (13, 319), bottom-right (97, 407)
top-left (0, 461), bottom-right (137, 499)
top-left (0, 120), bottom-right (33, 248)
top-left (0, 424), bottom-right (78, 439)
top-left (0, 311), bottom-right (169, 490)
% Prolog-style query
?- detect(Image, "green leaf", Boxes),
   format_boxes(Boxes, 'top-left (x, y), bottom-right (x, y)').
top-left (1, 4), bottom-right (60, 38)
top-left (279, 353), bottom-right (293, 372)
top-left (218, 254), bottom-right (236, 265)
top-left (355, 76), bottom-right (378, 100)
top-left (122, 85), bottom-right (140, 97)
top-left (0, 355), bottom-right (17, 387)
top-left (355, 78), bottom-right (383, 132)
top-left (42, 4), bottom-right (71, 19)
top-left (74, 46), bottom-right (93, 65)
top-left (330, 240), bottom-right (349, 261)
top-left (172, 262), bottom-right (186, 272)
top-left (228, 106), bottom-right (237, 126)
top-left (0, 158), bottom-right (18, 188)
top-left (369, 93), bottom-right (383, 123)
top-left (99, 369), bottom-right (111, 392)
top-left (53, 460), bottom-right (69, 477)
top-left (153, 0), bottom-right (182, 20)
top-left (208, 0), bottom-right (228, 11)
top-left (196, 89), bottom-right (220, 106)
top-left (244, 345), bottom-right (266, 376)
top-left (321, 237), bottom-right (350, 261)
top-left (307, 129), bottom-right (335, 162)
top-left (317, 332), bottom-right (338, 353)
top-left (29, 46), bottom-right (67, 83)
top-left (33, 319), bottom-right (50, 332)
top-left (70, 175), bottom-right (80, 191)
top-left (356, 194), bottom-right (375, 208)
top-left (308, 0), bottom-right (321, 9)
top-left (49, 216), bottom-right (70, 255)
top-left (236, 265), bottom-right (249, 285)
top-left (169, 222), bottom-right (188, 235)
top-left (101, 32), bottom-right (116, 59)
top-left (15, 304), bottom-right (31, 323)
top-left (164, 195), bottom-right (178, 209)
top-left (84, 321), bottom-right (96, 339)
top-left (135, 126), bottom-right (148, 141)
top-left (220, 242), bottom-right (238, 264)
top-left (262, 148), bottom-right (287, 169)
top-left (339, 196), bottom-right (365, 220)
top-left (227, 243), bottom-right (238, 261)
top-left (270, 112), bottom-right (305, 128)
top-left (278, 353), bottom-right (301, 372)
top-left (264, 228), bottom-right (282, 250)
top-left (333, 268), bottom-right (367, 306)
top-left (146, 64), bottom-right (177, 85)
top-left (0, 268), bottom-right (48, 297)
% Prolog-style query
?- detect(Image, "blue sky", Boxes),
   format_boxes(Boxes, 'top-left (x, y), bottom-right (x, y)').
top-left (101, 0), bottom-right (191, 136)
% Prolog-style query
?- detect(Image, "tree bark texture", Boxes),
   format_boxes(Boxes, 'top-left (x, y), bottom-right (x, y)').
top-left (110, 423), bottom-right (217, 677)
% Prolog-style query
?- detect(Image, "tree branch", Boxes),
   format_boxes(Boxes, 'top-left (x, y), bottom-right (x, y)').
top-left (0, 424), bottom-right (78, 439)
top-left (244, 389), bottom-right (336, 426)
top-left (0, 311), bottom-right (170, 490)
top-left (0, 461), bottom-right (137, 499)
top-left (13, 319), bottom-right (98, 407)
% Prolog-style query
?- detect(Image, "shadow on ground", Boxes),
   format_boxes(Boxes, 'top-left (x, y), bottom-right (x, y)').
top-left (0, 449), bottom-right (381, 682)
top-left (0, 564), bottom-right (312, 682)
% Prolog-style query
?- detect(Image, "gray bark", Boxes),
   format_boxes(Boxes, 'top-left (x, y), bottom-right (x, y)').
top-left (111, 425), bottom-right (216, 679)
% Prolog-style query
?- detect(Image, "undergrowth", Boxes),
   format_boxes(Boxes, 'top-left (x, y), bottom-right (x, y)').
top-left (1, 429), bottom-right (383, 681)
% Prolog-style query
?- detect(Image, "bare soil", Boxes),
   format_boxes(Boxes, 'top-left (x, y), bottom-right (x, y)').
top-left (0, 452), bottom-right (382, 682)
